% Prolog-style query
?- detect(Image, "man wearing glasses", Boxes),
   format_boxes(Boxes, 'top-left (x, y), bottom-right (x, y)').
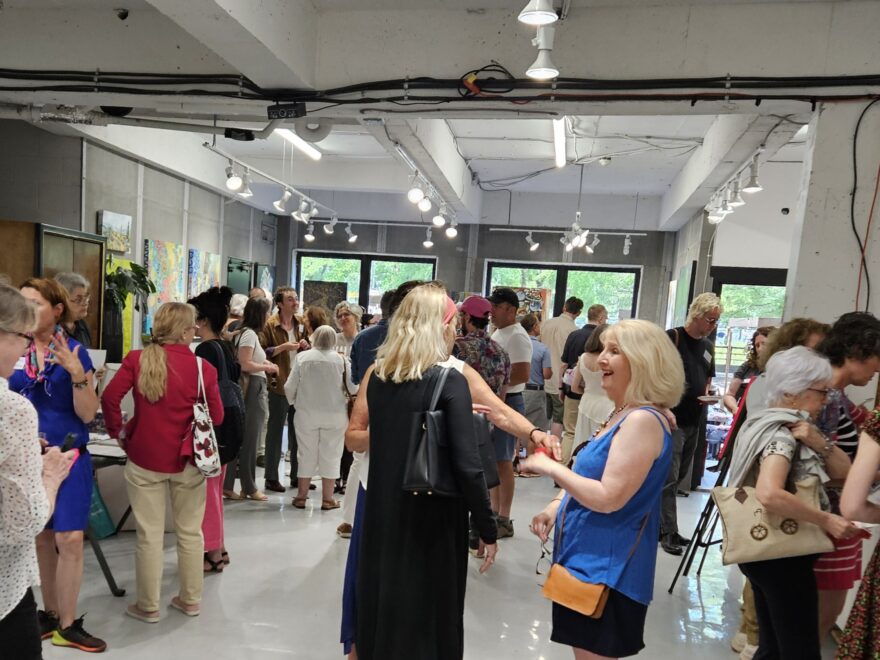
top-left (660, 292), bottom-right (722, 555)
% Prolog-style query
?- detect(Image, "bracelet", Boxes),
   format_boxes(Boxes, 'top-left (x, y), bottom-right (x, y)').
top-left (72, 379), bottom-right (88, 390)
top-left (529, 427), bottom-right (543, 444)
top-left (551, 496), bottom-right (563, 503)
top-left (819, 440), bottom-right (834, 459)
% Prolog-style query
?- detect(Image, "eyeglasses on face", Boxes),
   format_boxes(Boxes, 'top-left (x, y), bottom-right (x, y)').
top-left (70, 295), bottom-right (90, 305)
top-left (2, 330), bottom-right (33, 347)
top-left (808, 387), bottom-right (831, 397)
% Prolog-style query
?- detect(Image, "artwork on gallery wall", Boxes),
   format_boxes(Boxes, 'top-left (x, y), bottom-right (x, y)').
top-left (227, 258), bottom-right (254, 295)
top-left (97, 210), bottom-right (133, 253)
top-left (510, 287), bottom-right (550, 320)
top-left (665, 280), bottom-right (678, 330)
top-left (255, 264), bottom-right (276, 294)
top-left (672, 260), bottom-right (696, 327)
top-left (303, 280), bottom-right (348, 312)
top-left (143, 239), bottom-right (186, 335)
top-left (106, 256), bottom-right (135, 358)
top-left (188, 249), bottom-right (222, 297)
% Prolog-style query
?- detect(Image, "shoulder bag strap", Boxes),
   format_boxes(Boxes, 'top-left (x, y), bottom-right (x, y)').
top-left (196, 356), bottom-right (207, 404)
top-left (341, 357), bottom-right (353, 400)
top-left (428, 366), bottom-right (451, 412)
top-left (209, 340), bottom-right (230, 383)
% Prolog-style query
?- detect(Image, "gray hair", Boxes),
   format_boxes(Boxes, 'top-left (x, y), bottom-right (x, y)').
top-left (764, 346), bottom-right (833, 406)
top-left (686, 292), bottom-right (723, 324)
top-left (54, 271), bottom-right (89, 294)
top-left (0, 284), bottom-right (37, 334)
top-left (229, 293), bottom-right (248, 317)
top-left (334, 301), bottom-right (363, 330)
top-left (310, 324), bottom-right (337, 351)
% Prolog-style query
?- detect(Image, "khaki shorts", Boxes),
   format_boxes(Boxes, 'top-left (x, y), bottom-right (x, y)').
top-left (545, 392), bottom-right (564, 424)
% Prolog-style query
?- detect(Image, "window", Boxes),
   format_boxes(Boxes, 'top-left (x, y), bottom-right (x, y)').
top-left (299, 255), bottom-right (361, 304)
top-left (488, 266), bottom-right (558, 315)
top-left (566, 269), bottom-right (637, 324)
top-left (485, 261), bottom-right (640, 322)
top-left (296, 251), bottom-right (436, 312)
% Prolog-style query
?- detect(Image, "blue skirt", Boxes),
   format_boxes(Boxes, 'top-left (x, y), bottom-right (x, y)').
top-left (47, 450), bottom-right (93, 532)
top-left (340, 485), bottom-right (366, 655)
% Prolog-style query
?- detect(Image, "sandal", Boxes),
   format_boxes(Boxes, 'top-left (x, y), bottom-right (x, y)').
top-left (221, 551), bottom-right (230, 566)
top-left (244, 490), bottom-right (268, 502)
top-left (292, 496), bottom-right (308, 509)
top-left (321, 499), bottom-right (341, 510)
top-left (170, 596), bottom-right (200, 617)
top-left (126, 604), bottom-right (160, 623)
top-left (204, 553), bottom-right (224, 573)
top-left (223, 490), bottom-right (242, 500)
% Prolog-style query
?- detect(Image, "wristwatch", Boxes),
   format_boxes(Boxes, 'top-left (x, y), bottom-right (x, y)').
top-left (72, 378), bottom-right (88, 389)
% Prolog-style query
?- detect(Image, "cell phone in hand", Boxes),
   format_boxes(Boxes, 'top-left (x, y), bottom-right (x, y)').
top-left (60, 432), bottom-right (81, 469)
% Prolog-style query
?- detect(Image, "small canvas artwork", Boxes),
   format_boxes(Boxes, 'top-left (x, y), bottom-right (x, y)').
top-left (255, 264), bottom-right (276, 294)
top-left (106, 256), bottom-right (134, 357)
top-left (303, 280), bottom-right (348, 312)
top-left (188, 249), bottom-right (222, 297)
top-left (98, 211), bottom-right (133, 253)
top-left (666, 280), bottom-right (678, 329)
top-left (143, 239), bottom-right (186, 335)
top-left (510, 287), bottom-right (549, 320)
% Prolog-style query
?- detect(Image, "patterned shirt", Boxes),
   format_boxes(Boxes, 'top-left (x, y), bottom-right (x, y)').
top-left (453, 330), bottom-right (511, 397)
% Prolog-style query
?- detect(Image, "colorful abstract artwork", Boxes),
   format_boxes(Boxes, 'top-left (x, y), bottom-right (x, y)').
top-left (97, 210), bottom-right (133, 253)
top-left (143, 239), bottom-right (186, 335)
top-left (510, 287), bottom-right (550, 320)
top-left (188, 249), bottom-right (222, 297)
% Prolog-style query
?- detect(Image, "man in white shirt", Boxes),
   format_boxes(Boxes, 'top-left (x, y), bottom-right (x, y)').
top-left (488, 287), bottom-right (533, 539)
top-left (539, 296), bottom-right (582, 439)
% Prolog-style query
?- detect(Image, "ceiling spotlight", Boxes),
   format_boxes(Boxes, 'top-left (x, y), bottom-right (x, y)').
top-left (304, 224), bottom-right (316, 242)
top-left (292, 198), bottom-right (310, 223)
top-left (518, 0), bottom-right (557, 25)
top-left (423, 228), bottom-right (434, 248)
top-left (729, 180), bottom-right (745, 207)
top-left (432, 210), bottom-right (447, 227)
top-left (407, 175), bottom-right (425, 204)
top-left (238, 172), bottom-right (253, 198)
top-left (309, 201), bottom-right (321, 217)
top-left (276, 128), bottom-right (322, 161)
top-left (417, 196), bottom-right (433, 213)
top-left (273, 189), bottom-right (292, 213)
top-left (623, 235), bottom-right (632, 256)
top-left (599, 157), bottom-right (612, 166)
top-left (560, 232), bottom-right (574, 252)
top-left (526, 26), bottom-right (559, 80)
top-left (743, 156), bottom-right (763, 193)
top-left (324, 216), bottom-right (338, 235)
top-left (553, 118), bottom-right (566, 168)
top-left (445, 219), bottom-right (458, 238)
top-left (719, 198), bottom-right (732, 215)
top-left (526, 232), bottom-right (540, 251)
top-left (345, 223), bottom-right (358, 243)
top-left (225, 164), bottom-right (243, 192)
top-left (707, 211), bottom-right (724, 225)
top-left (585, 236), bottom-right (599, 255)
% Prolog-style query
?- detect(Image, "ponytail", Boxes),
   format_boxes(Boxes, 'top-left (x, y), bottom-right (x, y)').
top-left (137, 342), bottom-right (167, 403)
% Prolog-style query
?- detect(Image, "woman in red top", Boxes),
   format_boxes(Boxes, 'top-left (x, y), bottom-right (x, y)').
top-left (101, 302), bottom-right (223, 623)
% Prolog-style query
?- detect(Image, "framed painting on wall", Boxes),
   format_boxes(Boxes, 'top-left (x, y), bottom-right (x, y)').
top-left (97, 210), bottom-right (133, 253)
top-left (303, 280), bottom-right (348, 312)
top-left (143, 239), bottom-right (186, 335)
top-left (255, 264), bottom-right (276, 294)
top-left (188, 249), bottom-right (222, 297)
top-left (510, 287), bottom-right (550, 320)
top-left (227, 258), bottom-right (254, 295)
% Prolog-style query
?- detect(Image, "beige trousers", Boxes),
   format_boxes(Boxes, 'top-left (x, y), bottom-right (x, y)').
top-left (124, 461), bottom-right (206, 611)
top-left (561, 396), bottom-right (580, 465)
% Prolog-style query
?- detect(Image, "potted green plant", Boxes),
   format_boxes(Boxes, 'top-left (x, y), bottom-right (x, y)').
top-left (103, 261), bottom-right (156, 362)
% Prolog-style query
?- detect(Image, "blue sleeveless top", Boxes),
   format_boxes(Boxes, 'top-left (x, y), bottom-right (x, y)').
top-left (553, 407), bottom-right (672, 606)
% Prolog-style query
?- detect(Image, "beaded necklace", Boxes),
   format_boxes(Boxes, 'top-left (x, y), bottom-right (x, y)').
top-left (592, 404), bottom-right (630, 438)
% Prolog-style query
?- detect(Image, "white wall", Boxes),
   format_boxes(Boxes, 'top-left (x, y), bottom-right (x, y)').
top-left (712, 161), bottom-right (802, 269)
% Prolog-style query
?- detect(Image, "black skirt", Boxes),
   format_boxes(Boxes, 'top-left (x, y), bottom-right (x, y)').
top-left (551, 588), bottom-right (648, 657)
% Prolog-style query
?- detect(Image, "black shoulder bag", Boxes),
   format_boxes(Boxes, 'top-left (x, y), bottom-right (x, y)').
top-left (208, 340), bottom-right (246, 465)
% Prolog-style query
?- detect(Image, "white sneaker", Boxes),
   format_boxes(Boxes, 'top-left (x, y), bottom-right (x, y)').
top-left (739, 643), bottom-right (758, 660)
top-left (730, 632), bottom-right (747, 653)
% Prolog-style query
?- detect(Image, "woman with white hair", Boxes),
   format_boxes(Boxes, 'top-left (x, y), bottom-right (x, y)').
top-left (285, 325), bottom-right (357, 510)
top-left (727, 346), bottom-right (860, 660)
top-left (335, 301), bottom-right (362, 357)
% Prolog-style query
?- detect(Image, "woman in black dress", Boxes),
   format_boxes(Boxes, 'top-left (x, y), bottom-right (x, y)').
top-left (354, 283), bottom-right (497, 660)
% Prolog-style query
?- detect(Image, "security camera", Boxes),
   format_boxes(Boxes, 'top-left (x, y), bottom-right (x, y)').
top-left (114, 7), bottom-right (129, 20)
top-left (781, 207), bottom-right (790, 215)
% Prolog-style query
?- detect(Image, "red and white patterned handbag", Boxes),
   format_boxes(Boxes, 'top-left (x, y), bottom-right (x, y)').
top-left (191, 357), bottom-right (222, 478)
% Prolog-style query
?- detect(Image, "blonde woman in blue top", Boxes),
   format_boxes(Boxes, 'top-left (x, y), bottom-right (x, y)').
top-left (524, 319), bottom-right (685, 659)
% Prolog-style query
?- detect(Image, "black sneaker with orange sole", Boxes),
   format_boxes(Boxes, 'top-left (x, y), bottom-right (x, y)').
top-left (38, 609), bottom-right (59, 640)
top-left (52, 615), bottom-right (107, 653)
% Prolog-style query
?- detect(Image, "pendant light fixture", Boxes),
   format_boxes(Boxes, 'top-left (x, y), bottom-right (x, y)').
top-left (423, 228), bottom-right (434, 248)
top-left (742, 155), bottom-right (763, 193)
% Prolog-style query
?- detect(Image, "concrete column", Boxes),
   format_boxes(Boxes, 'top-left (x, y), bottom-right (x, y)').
top-left (785, 102), bottom-right (880, 320)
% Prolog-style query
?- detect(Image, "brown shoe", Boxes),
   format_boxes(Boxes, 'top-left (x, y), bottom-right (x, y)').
top-left (336, 523), bottom-right (353, 538)
top-left (322, 499), bottom-right (341, 510)
top-left (265, 480), bottom-right (286, 493)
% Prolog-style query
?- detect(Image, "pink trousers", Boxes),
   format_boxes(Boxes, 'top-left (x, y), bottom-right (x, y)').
top-left (201, 466), bottom-right (226, 552)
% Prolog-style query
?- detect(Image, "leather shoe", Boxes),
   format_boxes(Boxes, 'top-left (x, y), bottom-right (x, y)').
top-left (660, 534), bottom-right (683, 556)
top-left (671, 532), bottom-right (690, 546)
top-left (265, 480), bottom-right (286, 493)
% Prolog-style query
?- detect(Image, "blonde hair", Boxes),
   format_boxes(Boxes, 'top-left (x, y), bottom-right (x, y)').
top-left (602, 319), bottom-right (685, 409)
top-left (374, 284), bottom-right (449, 383)
top-left (138, 302), bottom-right (196, 403)
top-left (686, 292), bottom-right (723, 325)
top-left (0, 284), bottom-right (37, 335)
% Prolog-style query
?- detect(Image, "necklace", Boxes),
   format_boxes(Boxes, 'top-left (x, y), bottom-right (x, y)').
top-left (592, 404), bottom-right (630, 438)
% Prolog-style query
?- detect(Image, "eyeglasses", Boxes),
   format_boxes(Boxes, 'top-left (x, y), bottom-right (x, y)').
top-left (70, 295), bottom-right (90, 305)
top-left (808, 387), bottom-right (831, 397)
top-left (703, 316), bottom-right (719, 325)
top-left (2, 330), bottom-right (33, 347)
top-left (535, 541), bottom-right (553, 577)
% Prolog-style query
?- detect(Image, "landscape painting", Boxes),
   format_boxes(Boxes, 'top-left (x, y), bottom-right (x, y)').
top-left (143, 239), bottom-right (185, 335)
top-left (98, 210), bottom-right (133, 253)
top-left (188, 249), bottom-right (222, 297)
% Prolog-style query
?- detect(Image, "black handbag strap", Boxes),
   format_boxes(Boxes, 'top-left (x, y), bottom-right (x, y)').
top-left (208, 340), bottom-right (231, 383)
top-left (428, 366), bottom-right (451, 411)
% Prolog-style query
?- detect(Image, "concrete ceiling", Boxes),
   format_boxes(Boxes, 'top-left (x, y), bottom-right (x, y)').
top-left (0, 0), bottom-right (842, 230)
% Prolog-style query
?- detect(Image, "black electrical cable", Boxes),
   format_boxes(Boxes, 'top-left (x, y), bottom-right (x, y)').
top-left (850, 98), bottom-right (880, 310)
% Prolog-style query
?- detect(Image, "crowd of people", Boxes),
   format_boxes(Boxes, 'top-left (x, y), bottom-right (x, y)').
top-left (1, 271), bottom-right (880, 660)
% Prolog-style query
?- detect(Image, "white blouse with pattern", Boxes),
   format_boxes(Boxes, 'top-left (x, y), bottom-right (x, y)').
top-left (0, 376), bottom-right (50, 620)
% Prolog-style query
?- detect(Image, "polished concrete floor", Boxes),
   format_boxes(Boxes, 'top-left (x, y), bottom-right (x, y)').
top-left (41, 467), bottom-right (842, 659)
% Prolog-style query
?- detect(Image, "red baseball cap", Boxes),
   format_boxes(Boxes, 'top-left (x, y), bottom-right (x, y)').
top-left (459, 295), bottom-right (492, 319)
